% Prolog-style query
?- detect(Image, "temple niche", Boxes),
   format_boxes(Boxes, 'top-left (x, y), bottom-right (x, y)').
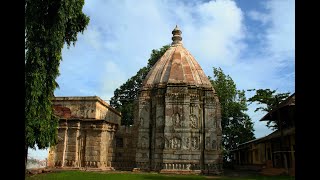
top-left (134, 25), bottom-right (223, 174)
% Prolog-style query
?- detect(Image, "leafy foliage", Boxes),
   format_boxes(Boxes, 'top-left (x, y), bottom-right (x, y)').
top-left (247, 89), bottom-right (290, 129)
top-left (209, 67), bottom-right (255, 163)
top-left (110, 45), bottom-right (170, 126)
top-left (25, 0), bottom-right (89, 152)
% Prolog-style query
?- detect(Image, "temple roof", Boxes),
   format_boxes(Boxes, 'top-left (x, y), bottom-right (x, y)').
top-left (142, 25), bottom-right (213, 89)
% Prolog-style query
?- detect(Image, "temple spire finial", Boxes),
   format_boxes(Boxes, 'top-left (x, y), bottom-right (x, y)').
top-left (171, 25), bottom-right (182, 46)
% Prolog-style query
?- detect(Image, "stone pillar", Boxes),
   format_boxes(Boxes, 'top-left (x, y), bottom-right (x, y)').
top-left (201, 90), bottom-right (223, 174)
top-left (55, 120), bottom-right (68, 167)
top-left (65, 121), bottom-right (80, 167)
top-left (152, 89), bottom-right (165, 171)
top-left (74, 121), bottom-right (80, 167)
top-left (105, 126), bottom-right (111, 167)
top-left (99, 122), bottom-right (108, 169)
top-left (135, 90), bottom-right (151, 171)
top-left (107, 124), bottom-right (117, 168)
top-left (83, 122), bottom-right (106, 168)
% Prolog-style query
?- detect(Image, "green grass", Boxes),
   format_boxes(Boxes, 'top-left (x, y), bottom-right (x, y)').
top-left (25, 170), bottom-right (295, 180)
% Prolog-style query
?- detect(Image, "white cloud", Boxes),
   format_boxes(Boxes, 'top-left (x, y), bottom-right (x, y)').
top-left (53, 0), bottom-right (294, 142)
top-left (83, 26), bottom-right (103, 50)
top-left (265, 0), bottom-right (295, 61)
top-left (182, 0), bottom-right (246, 66)
top-left (213, 0), bottom-right (295, 137)
top-left (99, 61), bottom-right (127, 101)
top-left (222, 0), bottom-right (295, 91)
top-left (247, 10), bottom-right (270, 25)
top-left (55, 0), bottom-right (248, 101)
top-left (247, 0), bottom-right (295, 62)
top-left (80, 0), bottom-right (247, 70)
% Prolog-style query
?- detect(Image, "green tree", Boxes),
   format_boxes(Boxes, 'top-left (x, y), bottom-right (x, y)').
top-left (110, 45), bottom-right (170, 125)
top-left (25, 0), bottom-right (89, 170)
top-left (209, 67), bottom-right (255, 164)
top-left (247, 89), bottom-right (290, 130)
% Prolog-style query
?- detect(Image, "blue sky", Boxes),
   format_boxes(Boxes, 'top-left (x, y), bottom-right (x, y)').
top-left (29, 0), bottom-right (295, 160)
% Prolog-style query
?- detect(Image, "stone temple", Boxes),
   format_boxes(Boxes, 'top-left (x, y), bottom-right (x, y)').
top-left (48, 26), bottom-right (223, 174)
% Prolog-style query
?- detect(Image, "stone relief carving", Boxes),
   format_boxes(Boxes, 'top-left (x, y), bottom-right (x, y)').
top-left (191, 137), bottom-right (199, 150)
top-left (140, 136), bottom-right (148, 148)
top-left (205, 137), bottom-right (210, 149)
top-left (170, 137), bottom-right (181, 149)
top-left (139, 117), bottom-right (144, 127)
top-left (209, 112), bottom-right (214, 117)
top-left (157, 116), bottom-right (164, 127)
top-left (164, 138), bottom-right (169, 149)
top-left (143, 106), bottom-right (149, 112)
top-left (172, 113), bottom-right (181, 127)
top-left (189, 114), bottom-right (198, 128)
top-left (156, 137), bottom-right (164, 149)
top-left (218, 120), bottom-right (222, 130)
top-left (212, 140), bottom-right (217, 150)
top-left (183, 137), bottom-right (190, 149)
top-left (206, 97), bottom-right (214, 104)
top-left (142, 153), bottom-right (148, 158)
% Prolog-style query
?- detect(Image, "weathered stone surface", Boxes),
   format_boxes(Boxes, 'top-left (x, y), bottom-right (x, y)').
top-left (134, 26), bottom-right (223, 174)
top-left (52, 96), bottom-right (121, 125)
top-left (48, 97), bottom-right (121, 169)
top-left (48, 26), bottom-right (222, 175)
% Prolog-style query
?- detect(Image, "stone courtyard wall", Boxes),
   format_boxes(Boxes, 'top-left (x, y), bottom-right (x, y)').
top-left (113, 126), bottom-right (138, 170)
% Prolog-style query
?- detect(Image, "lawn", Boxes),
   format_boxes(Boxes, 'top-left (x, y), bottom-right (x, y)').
top-left (25, 170), bottom-right (295, 180)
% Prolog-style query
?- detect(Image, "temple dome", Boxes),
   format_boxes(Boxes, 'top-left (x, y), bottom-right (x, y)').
top-left (142, 25), bottom-right (213, 89)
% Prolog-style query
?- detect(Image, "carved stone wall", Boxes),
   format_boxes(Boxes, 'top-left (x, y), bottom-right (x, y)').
top-left (48, 119), bottom-right (119, 170)
top-left (52, 96), bottom-right (121, 125)
top-left (48, 26), bottom-right (223, 174)
top-left (135, 84), bottom-right (223, 174)
top-left (135, 90), bottom-right (152, 170)
top-left (48, 96), bottom-right (122, 170)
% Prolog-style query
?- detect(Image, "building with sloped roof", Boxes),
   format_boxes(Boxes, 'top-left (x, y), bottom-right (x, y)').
top-left (230, 93), bottom-right (295, 176)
